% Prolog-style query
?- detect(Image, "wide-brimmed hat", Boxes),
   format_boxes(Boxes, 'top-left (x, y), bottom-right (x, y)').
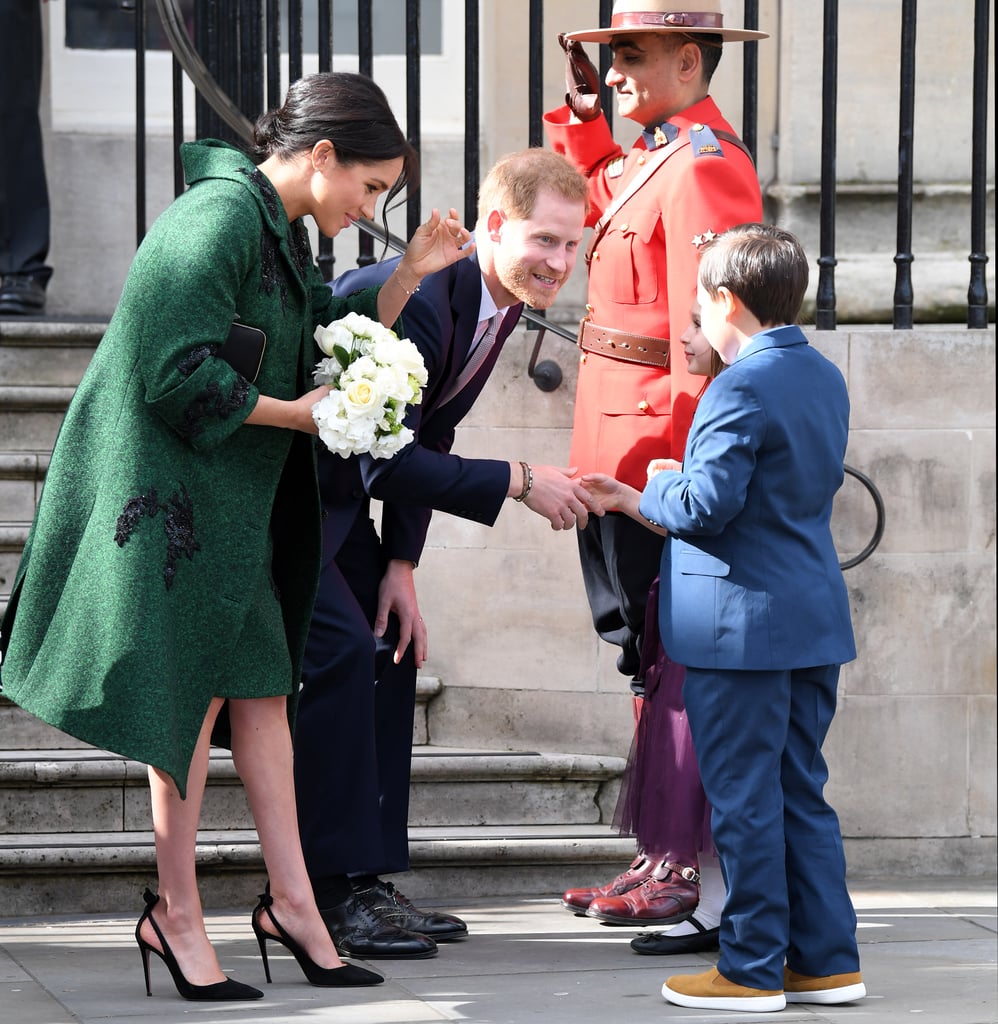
top-left (565, 1), bottom-right (769, 44)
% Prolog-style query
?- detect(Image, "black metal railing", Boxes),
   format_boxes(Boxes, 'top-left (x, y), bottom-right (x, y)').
top-left (136, 0), bottom-right (990, 331)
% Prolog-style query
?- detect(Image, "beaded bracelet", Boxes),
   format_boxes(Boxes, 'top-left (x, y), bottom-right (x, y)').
top-left (394, 268), bottom-right (421, 296)
top-left (513, 461), bottom-right (533, 502)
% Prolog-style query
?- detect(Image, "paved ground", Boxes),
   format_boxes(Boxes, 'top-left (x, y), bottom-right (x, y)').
top-left (1, 876), bottom-right (994, 1023)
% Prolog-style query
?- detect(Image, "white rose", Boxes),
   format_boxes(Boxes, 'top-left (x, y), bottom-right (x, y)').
top-left (371, 335), bottom-right (426, 384)
top-left (345, 354), bottom-right (379, 381)
top-left (314, 320), bottom-right (357, 359)
top-left (373, 363), bottom-right (413, 402)
top-left (342, 377), bottom-right (384, 419)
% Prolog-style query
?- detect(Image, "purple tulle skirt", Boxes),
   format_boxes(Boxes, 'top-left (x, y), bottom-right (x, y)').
top-left (612, 577), bottom-right (715, 862)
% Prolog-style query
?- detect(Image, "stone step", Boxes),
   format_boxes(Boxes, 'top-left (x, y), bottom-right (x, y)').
top-left (0, 319), bottom-right (103, 387)
top-left (0, 825), bottom-right (636, 916)
top-left (0, 679), bottom-right (446, 750)
top-left (0, 321), bottom-right (101, 452)
top-left (0, 745), bottom-right (623, 836)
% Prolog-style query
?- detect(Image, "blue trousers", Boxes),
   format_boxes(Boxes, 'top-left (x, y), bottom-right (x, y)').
top-left (683, 664), bottom-right (861, 990)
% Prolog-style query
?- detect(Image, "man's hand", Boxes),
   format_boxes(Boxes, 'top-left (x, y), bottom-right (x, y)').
top-left (520, 464), bottom-right (602, 531)
top-left (374, 559), bottom-right (428, 668)
top-left (557, 32), bottom-right (602, 123)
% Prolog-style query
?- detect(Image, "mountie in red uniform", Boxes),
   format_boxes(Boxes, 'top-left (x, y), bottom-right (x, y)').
top-left (545, 95), bottom-right (762, 490)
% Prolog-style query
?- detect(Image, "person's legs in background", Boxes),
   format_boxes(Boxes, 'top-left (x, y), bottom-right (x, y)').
top-left (0, 0), bottom-right (52, 315)
top-left (562, 514), bottom-right (668, 912)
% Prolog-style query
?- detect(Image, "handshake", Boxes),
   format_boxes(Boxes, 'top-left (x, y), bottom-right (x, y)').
top-left (557, 32), bottom-right (603, 122)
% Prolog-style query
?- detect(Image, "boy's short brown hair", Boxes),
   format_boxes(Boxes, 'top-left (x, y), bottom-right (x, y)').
top-left (699, 223), bottom-right (809, 326)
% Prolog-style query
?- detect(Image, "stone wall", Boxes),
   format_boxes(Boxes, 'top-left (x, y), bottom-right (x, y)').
top-left (410, 324), bottom-right (997, 876)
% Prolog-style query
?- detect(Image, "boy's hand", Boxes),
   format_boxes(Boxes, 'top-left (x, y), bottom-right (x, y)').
top-left (647, 458), bottom-right (682, 481)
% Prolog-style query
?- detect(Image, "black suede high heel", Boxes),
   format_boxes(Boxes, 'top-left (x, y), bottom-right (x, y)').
top-left (251, 889), bottom-right (384, 986)
top-left (135, 888), bottom-right (263, 1001)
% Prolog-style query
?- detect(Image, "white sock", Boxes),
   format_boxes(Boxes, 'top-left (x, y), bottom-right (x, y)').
top-left (665, 855), bottom-right (724, 935)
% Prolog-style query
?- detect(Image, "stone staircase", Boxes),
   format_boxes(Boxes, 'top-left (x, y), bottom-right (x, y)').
top-left (0, 318), bottom-right (630, 917)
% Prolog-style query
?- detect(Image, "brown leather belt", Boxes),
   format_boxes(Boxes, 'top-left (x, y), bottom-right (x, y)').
top-left (577, 319), bottom-right (670, 369)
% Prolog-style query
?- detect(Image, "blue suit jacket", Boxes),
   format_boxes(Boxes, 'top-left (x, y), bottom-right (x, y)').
top-left (320, 253), bottom-right (522, 565)
top-left (638, 325), bottom-right (856, 671)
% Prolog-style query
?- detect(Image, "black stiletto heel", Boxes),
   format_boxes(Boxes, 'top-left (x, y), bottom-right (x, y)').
top-left (135, 888), bottom-right (263, 1001)
top-left (251, 889), bottom-right (383, 986)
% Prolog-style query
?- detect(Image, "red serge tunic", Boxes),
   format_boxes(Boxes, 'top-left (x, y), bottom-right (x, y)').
top-left (545, 96), bottom-right (763, 488)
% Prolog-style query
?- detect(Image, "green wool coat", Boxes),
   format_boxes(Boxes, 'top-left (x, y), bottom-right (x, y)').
top-left (0, 140), bottom-right (381, 796)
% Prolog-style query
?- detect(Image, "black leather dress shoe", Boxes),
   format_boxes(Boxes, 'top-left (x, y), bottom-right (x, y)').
top-left (630, 919), bottom-right (720, 955)
top-left (319, 895), bottom-right (438, 960)
top-left (355, 879), bottom-right (469, 941)
top-left (0, 275), bottom-right (46, 316)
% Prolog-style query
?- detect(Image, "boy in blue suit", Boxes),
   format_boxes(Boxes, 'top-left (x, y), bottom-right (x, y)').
top-left (585, 224), bottom-right (865, 1013)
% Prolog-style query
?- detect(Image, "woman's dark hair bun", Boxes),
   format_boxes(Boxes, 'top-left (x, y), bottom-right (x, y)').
top-left (251, 109), bottom-right (280, 161)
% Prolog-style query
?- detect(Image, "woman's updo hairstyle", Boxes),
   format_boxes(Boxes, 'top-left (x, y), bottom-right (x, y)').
top-left (253, 71), bottom-right (419, 209)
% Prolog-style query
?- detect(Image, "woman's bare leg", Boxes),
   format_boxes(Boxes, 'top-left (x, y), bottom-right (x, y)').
top-left (138, 696), bottom-right (228, 986)
top-left (229, 695), bottom-right (343, 968)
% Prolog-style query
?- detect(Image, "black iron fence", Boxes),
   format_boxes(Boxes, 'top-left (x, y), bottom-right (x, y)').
top-left (128, 0), bottom-right (991, 331)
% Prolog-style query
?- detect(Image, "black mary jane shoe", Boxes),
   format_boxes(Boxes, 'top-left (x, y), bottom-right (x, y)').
top-left (630, 917), bottom-right (721, 956)
top-left (252, 890), bottom-right (383, 986)
top-left (135, 888), bottom-right (263, 1001)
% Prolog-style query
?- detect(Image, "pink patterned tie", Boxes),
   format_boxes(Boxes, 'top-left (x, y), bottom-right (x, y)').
top-left (439, 312), bottom-right (503, 406)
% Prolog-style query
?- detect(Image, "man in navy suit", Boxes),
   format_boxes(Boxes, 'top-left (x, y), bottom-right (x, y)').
top-left (294, 149), bottom-right (596, 960)
top-left (584, 224), bottom-right (865, 1012)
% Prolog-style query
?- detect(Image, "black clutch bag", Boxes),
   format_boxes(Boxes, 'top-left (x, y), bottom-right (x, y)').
top-left (218, 320), bottom-right (267, 382)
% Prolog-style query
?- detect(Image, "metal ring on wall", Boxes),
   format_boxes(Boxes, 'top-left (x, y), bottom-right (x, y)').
top-left (839, 464), bottom-right (886, 570)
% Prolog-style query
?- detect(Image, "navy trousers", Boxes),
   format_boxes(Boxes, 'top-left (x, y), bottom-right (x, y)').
top-left (683, 664), bottom-right (861, 990)
top-left (0, 0), bottom-right (52, 283)
top-left (294, 504), bottom-right (418, 894)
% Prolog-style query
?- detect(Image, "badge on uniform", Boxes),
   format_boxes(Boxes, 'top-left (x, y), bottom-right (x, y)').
top-left (689, 122), bottom-right (724, 158)
top-left (692, 230), bottom-right (718, 249)
top-left (607, 156), bottom-right (625, 179)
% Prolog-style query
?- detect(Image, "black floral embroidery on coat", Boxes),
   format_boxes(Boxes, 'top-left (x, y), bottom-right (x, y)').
top-left (177, 344), bottom-right (217, 378)
top-left (288, 221), bottom-right (313, 278)
top-left (114, 484), bottom-right (201, 590)
top-left (259, 232), bottom-right (289, 310)
top-left (179, 376), bottom-right (250, 438)
top-left (240, 167), bottom-right (281, 222)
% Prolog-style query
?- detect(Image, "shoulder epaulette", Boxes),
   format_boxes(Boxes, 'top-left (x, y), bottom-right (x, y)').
top-left (688, 122), bottom-right (725, 158)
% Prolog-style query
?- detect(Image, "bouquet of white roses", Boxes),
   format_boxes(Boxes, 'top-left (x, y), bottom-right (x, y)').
top-left (311, 312), bottom-right (428, 459)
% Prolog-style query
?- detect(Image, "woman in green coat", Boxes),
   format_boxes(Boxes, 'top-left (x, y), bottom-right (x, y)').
top-left (0, 72), bottom-right (472, 1000)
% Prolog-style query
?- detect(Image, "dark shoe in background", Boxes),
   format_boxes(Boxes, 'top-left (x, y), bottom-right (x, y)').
top-left (0, 274), bottom-right (47, 315)
top-left (630, 918), bottom-right (721, 955)
top-left (319, 894), bottom-right (438, 960)
top-left (354, 879), bottom-right (468, 941)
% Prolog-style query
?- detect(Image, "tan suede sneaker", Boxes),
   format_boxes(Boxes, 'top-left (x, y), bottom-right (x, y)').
top-left (662, 966), bottom-right (786, 1012)
top-left (784, 968), bottom-right (867, 1004)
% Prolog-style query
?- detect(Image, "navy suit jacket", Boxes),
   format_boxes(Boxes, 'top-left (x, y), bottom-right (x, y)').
top-left (320, 253), bottom-right (522, 565)
top-left (638, 325), bottom-right (857, 671)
